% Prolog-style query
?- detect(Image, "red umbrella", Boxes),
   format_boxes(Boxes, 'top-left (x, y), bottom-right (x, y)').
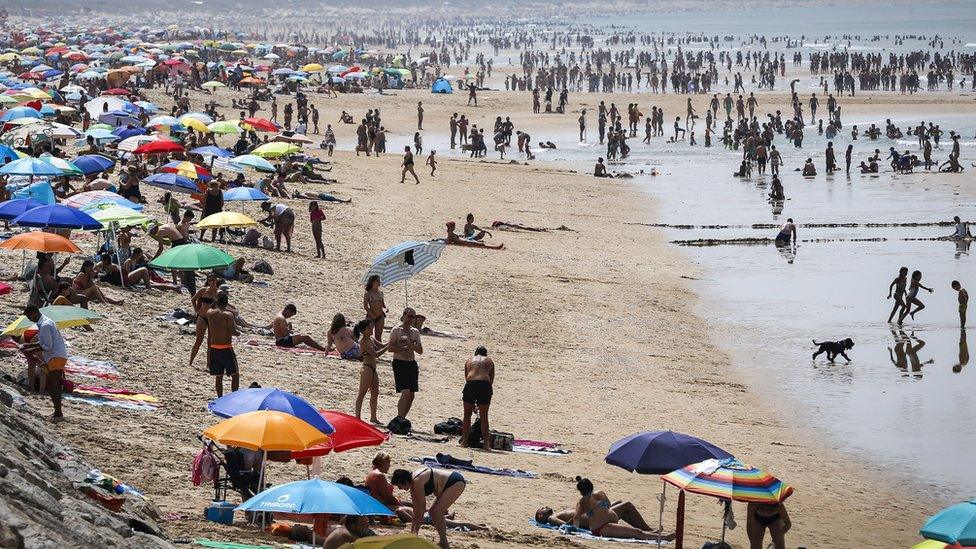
top-left (133, 140), bottom-right (185, 155)
top-left (291, 410), bottom-right (390, 459)
top-left (242, 117), bottom-right (280, 132)
top-left (102, 88), bottom-right (132, 96)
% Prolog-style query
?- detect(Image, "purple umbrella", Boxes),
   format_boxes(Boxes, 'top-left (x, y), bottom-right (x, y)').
top-left (207, 388), bottom-right (335, 435)
top-left (605, 431), bottom-right (732, 475)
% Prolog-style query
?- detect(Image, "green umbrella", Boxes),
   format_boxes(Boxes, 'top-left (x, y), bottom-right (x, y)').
top-left (88, 205), bottom-right (151, 228)
top-left (149, 243), bottom-right (233, 271)
top-left (251, 142), bottom-right (300, 158)
top-left (3, 305), bottom-right (104, 336)
top-left (207, 120), bottom-right (242, 135)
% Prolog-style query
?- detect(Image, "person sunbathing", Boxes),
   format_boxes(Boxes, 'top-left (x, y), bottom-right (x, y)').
top-left (326, 313), bottom-right (360, 359)
top-left (569, 477), bottom-right (675, 541)
top-left (272, 304), bottom-right (328, 350)
top-left (491, 221), bottom-right (547, 232)
top-left (72, 259), bottom-right (123, 305)
top-left (535, 501), bottom-right (654, 531)
top-left (444, 221), bottom-right (503, 250)
top-left (97, 250), bottom-right (179, 292)
top-left (462, 213), bottom-right (492, 241)
top-left (323, 516), bottom-right (375, 549)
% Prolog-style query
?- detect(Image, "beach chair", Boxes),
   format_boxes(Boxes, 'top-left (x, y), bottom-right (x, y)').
top-left (211, 445), bottom-right (261, 502)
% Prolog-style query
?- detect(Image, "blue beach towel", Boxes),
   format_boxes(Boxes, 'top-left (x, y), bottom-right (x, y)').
top-left (530, 519), bottom-right (671, 545)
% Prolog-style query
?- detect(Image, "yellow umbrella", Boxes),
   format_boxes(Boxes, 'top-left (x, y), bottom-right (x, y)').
top-left (2, 306), bottom-right (104, 337)
top-left (201, 80), bottom-right (226, 90)
top-left (340, 534), bottom-right (439, 548)
top-left (252, 142), bottom-right (300, 158)
top-left (179, 116), bottom-right (210, 133)
top-left (203, 410), bottom-right (329, 451)
top-left (301, 63), bottom-right (323, 72)
top-left (197, 211), bottom-right (257, 229)
top-left (0, 52), bottom-right (22, 62)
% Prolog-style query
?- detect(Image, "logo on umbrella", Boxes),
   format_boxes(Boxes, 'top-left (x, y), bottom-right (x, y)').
top-left (277, 494), bottom-right (290, 503)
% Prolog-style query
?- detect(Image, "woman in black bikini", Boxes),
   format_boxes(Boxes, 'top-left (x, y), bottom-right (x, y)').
top-left (189, 275), bottom-right (221, 370)
top-left (572, 477), bottom-right (674, 541)
top-left (363, 275), bottom-right (386, 342)
top-left (392, 467), bottom-right (466, 548)
top-left (354, 319), bottom-right (387, 424)
top-left (747, 502), bottom-right (791, 549)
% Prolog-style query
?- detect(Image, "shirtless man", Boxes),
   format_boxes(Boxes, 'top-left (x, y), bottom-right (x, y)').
top-left (148, 217), bottom-right (190, 259)
top-left (324, 516), bottom-right (374, 549)
top-left (594, 157), bottom-right (614, 178)
top-left (206, 292), bottom-right (239, 397)
top-left (445, 221), bottom-right (503, 250)
top-left (272, 304), bottom-right (328, 351)
top-left (952, 281), bottom-right (969, 327)
top-left (461, 346), bottom-right (495, 450)
top-left (388, 308), bottom-right (423, 421)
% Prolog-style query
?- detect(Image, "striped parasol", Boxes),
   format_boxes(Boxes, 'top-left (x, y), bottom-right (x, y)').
top-left (662, 458), bottom-right (793, 504)
top-left (362, 240), bottom-right (445, 288)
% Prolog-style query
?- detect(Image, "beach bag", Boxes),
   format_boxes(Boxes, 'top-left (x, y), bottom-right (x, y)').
top-left (467, 418), bottom-right (484, 448)
top-left (252, 260), bottom-right (274, 275)
top-left (192, 444), bottom-right (218, 487)
top-left (242, 228), bottom-right (261, 247)
top-left (489, 430), bottom-right (514, 452)
top-left (433, 417), bottom-right (463, 436)
top-left (387, 416), bottom-right (412, 435)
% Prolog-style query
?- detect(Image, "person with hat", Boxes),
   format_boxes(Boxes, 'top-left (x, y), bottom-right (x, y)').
top-left (20, 305), bottom-right (68, 421)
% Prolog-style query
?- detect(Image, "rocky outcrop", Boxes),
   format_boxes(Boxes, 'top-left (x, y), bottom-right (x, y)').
top-left (0, 381), bottom-right (173, 549)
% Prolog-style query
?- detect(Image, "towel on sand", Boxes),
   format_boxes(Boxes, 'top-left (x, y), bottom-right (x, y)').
top-left (195, 540), bottom-right (274, 549)
top-left (513, 439), bottom-right (570, 456)
top-left (64, 394), bottom-right (158, 411)
top-left (74, 385), bottom-right (159, 403)
top-left (529, 519), bottom-right (670, 545)
top-left (65, 356), bottom-right (120, 380)
top-left (413, 455), bottom-right (538, 479)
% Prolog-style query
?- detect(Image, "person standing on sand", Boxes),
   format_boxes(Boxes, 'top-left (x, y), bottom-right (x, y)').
top-left (389, 308), bottom-right (423, 422)
top-left (747, 502), bottom-right (791, 549)
top-left (449, 113), bottom-right (458, 149)
top-left (354, 318), bottom-right (388, 424)
top-left (417, 101), bottom-right (424, 130)
top-left (21, 305), bottom-right (67, 422)
top-left (887, 267), bottom-right (909, 323)
top-left (461, 346), bottom-right (494, 450)
top-left (401, 146), bottom-right (420, 184)
top-left (578, 109), bottom-right (587, 142)
top-left (207, 292), bottom-right (239, 397)
top-left (468, 84), bottom-right (478, 106)
top-left (426, 150), bottom-right (437, 177)
top-left (952, 281), bottom-right (969, 327)
top-left (309, 201), bottom-right (325, 258)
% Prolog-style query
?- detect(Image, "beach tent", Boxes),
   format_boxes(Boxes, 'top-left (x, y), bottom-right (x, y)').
top-left (431, 78), bottom-right (453, 94)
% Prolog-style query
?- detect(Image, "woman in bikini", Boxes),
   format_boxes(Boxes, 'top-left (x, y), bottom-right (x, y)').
top-left (572, 477), bottom-right (673, 541)
top-left (746, 502), bottom-right (791, 549)
top-left (354, 319), bottom-right (388, 423)
top-left (887, 267), bottom-right (909, 323)
top-left (189, 275), bottom-right (221, 369)
top-left (899, 270), bottom-right (934, 324)
top-left (326, 313), bottom-right (361, 359)
top-left (363, 275), bottom-right (386, 342)
top-left (392, 467), bottom-right (467, 548)
top-left (72, 260), bottom-right (123, 305)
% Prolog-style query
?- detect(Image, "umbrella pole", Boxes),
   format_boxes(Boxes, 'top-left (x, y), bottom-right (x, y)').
top-left (404, 279), bottom-right (408, 308)
top-left (675, 489), bottom-right (685, 549)
top-left (656, 483), bottom-right (666, 549)
top-left (258, 449), bottom-right (267, 529)
top-left (720, 500), bottom-right (729, 544)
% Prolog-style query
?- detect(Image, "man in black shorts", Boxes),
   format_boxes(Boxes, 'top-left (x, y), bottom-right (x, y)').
top-left (207, 293), bottom-right (239, 397)
top-left (388, 308), bottom-right (423, 421)
top-left (461, 346), bottom-right (495, 450)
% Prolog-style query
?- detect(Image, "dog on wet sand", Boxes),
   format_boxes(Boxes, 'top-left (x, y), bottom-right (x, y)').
top-left (812, 338), bottom-right (855, 362)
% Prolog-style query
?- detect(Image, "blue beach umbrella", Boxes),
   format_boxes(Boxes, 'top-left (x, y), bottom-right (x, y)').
top-left (190, 145), bottom-right (233, 158)
top-left (0, 107), bottom-right (42, 122)
top-left (208, 387), bottom-right (335, 435)
top-left (112, 126), bottom-right (147, 140)
top-left (605, 431), bottom-right (734, 475)
top-left (231, 154), bottom-right (274, 172)
top-left (71, 154), bottom-right (117, 175)
top-left (0, 144), bottom-right (23, 166)
top-left (0, 198), bottom-right (45, 221)
top-left (237, 479), bottom-right (393, 516)
top-left (920, 500), bottom-right (976, 546)
top-left (0, 157), bottom-right (64, 177)
top-left (223, 186), bottom-right (268, 201)
top-left (12, 204), bottom-right (103, 230)
top-left (142, 172), bottom-right (201, 194)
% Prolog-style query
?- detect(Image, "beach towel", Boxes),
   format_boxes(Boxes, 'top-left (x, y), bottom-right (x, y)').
top-left (74, 385), bottom-right (159, 404)
top-left (413, 455), bottom-right (538, 479)
top-left (513, 439), bottom-right (570, 456)
top-left (65, 356), bottom-right (120, 380)
top-left (529, 519), bottom-right (670, 545)
top-left (64, 394), bottom-right (158, 411)
top-left (195, 540), bottom-right (274, 549)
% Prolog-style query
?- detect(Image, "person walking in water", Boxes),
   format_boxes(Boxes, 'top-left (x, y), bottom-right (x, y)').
top-left (952, 280), bottom-right (969, 327)
top-left (899, 270), bottom-right (934, 324)
top-left (887, 267), bottom-right (909, 323)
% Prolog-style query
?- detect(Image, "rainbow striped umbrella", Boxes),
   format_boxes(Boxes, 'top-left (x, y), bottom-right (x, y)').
top-left (661, 458), bottom-right (793, 504)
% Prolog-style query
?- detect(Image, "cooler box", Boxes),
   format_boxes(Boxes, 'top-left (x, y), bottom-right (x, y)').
top-left (205, 501), bottom-right (236, 525)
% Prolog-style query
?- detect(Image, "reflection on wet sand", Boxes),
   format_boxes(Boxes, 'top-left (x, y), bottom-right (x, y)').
top-left (953, 328), bottom-right (969, 374)
top-left (889, 329), bottom-right (934, 378)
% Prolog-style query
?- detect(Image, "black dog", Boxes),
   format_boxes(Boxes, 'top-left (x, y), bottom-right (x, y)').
top-left (812, 338), bottom-right (855, 362)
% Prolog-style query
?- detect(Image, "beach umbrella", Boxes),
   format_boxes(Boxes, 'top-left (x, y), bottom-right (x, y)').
top-left (117, 135), bottom-right (163, 152)
top-left (12, 204), bottom-right (102, 230)
top-left (83, 128), bottom-right (119, 142)
top-left (912, 541), bottom-right (972, 549)
top-left (133, 140), bottom-right (184, 155)
top-left (2, 305), bottom-right (103, 337)
top-left (342, 534), bottom-right (438, 549)
top-left (203, 410), bottom-right (328, 451)
top-left (159, 160), bottom-right (211, 180)
top-left (251, 142), bottom-right (299, 158)
top-left (921, 501), bottom-right (976, 546)
top-left (197, 211), bottom-right (257, 229)
top-left (241, 117), bottom-right (279, 133)
top-left (207, 388), bottom-right (335, 435)
top-left (71, 154), bottom-right (116, 175)
top-left (180, 116), bottom-right (209, 133)
top-left (0, 107), bottom-right (42, 122)
top-left (190, 145), bottom-right (232, 158)
top-left (64, 190), bottom-right (141, 211)
top-left (606, 431), bottom-right (733, 475)
top-left (272, 131), bottom-right (313, 144)
top-left (207, 120), bottom-right (241, 135)
top-left (142, 173), bottom-right (203, 194)
top-left (112, 126), bottom-right (146, 140)
top-left (0, 198), bottom-right (45, 221)
top-left (231, 154), bottom-right (274, 172)
top-left (363, 240), bottom-right (445, 304)
top-left (147, 115), bottom-right (181, 127)
top-left (0, 157), bottom-right (63, 177)
top-left (201, 81), bottom-right (226, 90)
top-left (149, 243), bottom-right (233, 271)
top-left (0, 231), bottom-right (80, 253)
top-left (38, 155), bottom-right (82, 176)
top-left (663, 458), bottom-right (793, 504)
top-left (88, 205), bottom-right (150, 228)
top-left (237, 478), bottom-right (393, 515)
top-left (301, 63), bottom-right (323, 72)
top-left (223, 187), bottom-right (268, 201)
top-left (291, 410), bottom-right (390, 458)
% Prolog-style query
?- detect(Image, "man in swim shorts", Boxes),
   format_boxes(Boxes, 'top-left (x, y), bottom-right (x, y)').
top-left (952, 280), bottom-right (969, 328)
top-left (389, 308), bottom-right (423, 421)
top-left (273, 304), bottom-right (329, 351)
top-left (21, 305), bottom-right (67, 421)
top-left (461, 346), bottom-right (495, 450)
top-left (207, 292), bottom-right (239, 397)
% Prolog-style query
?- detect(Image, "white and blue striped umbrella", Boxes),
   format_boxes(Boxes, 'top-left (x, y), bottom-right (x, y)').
top-left (363, 240), bottom-right (445, 287)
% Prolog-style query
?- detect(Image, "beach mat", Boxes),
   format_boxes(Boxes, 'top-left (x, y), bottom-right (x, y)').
top-left (74, 385), bottom-right (159, 404)
top-left (65, 356), bottom-right (120, 380)
top-left (64, 394), bottom-right (158, 412)
top-left (529, 519), bottom-right (670, 544)
top-left (413, 455), bottom-right (538, 479)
